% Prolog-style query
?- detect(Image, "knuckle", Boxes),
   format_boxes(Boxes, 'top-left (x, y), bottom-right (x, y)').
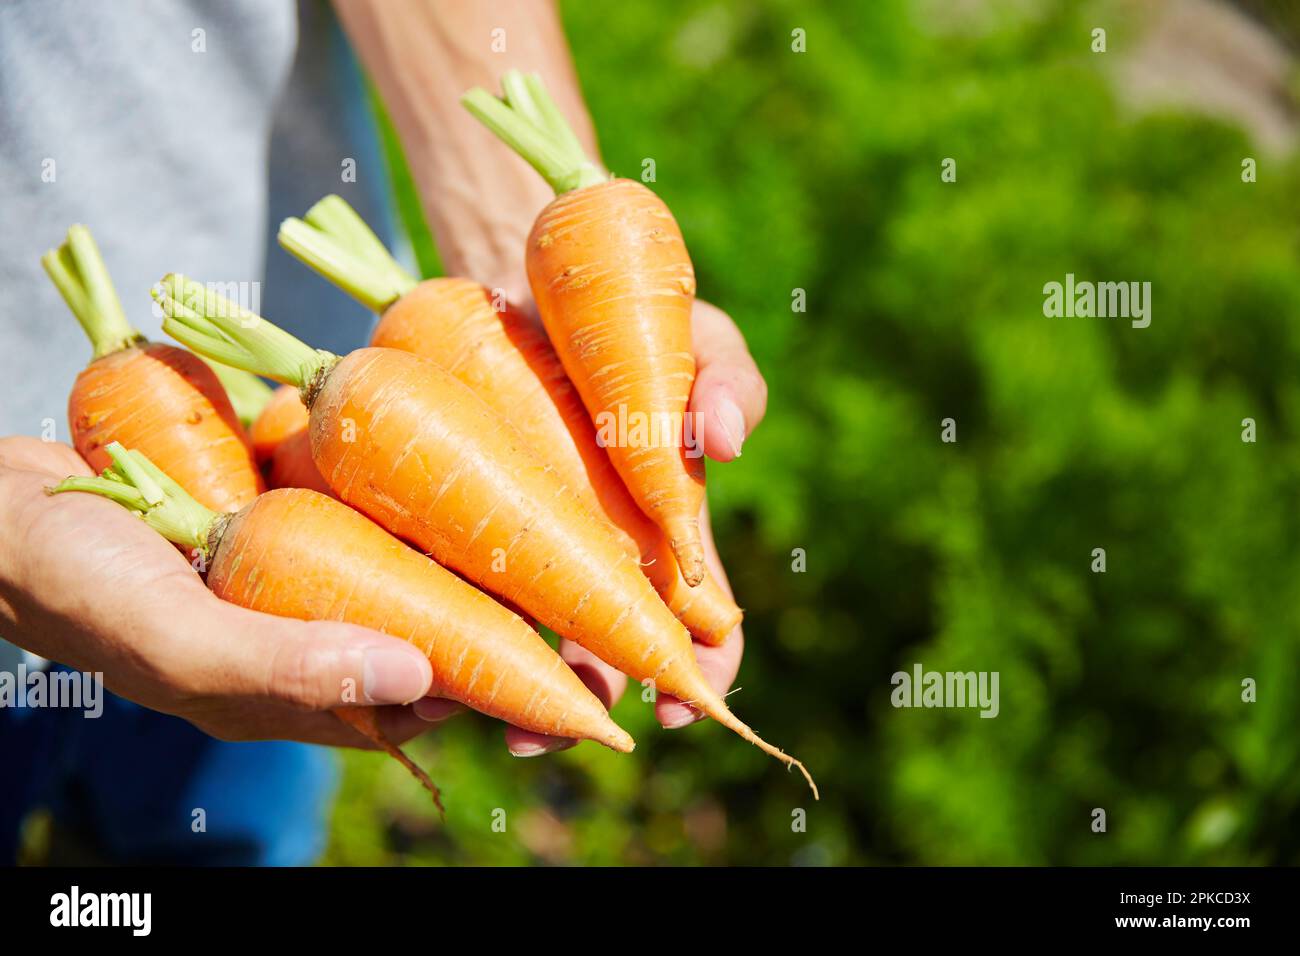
top-left (264, 637), bottom-right (328, 711)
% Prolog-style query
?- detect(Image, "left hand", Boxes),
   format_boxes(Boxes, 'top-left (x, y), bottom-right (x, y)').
top-left (499, 298), bottom-right (767, 754)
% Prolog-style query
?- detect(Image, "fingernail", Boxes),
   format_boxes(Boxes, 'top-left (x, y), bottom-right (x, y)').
top-left (362, 647), bottom-right (429, 705)
top-left (715, 397), bottom-right (745, 458)
top-left (413, 698), bottom-right (463, 723)
top-left (661, 706), bottom-right (705, 730)
top-left (510, 738), bottom-right (577, 758)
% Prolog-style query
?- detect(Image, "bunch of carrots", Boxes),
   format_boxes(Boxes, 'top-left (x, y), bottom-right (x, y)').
top-left (41, 72), bottom-right (815, 809)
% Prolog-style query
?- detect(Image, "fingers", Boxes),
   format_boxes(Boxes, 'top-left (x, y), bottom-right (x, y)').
top-left (0, 437), bottom-right (92, 477)
top-left (187, 699), bottom-right (436, 748)
top-left (655, 629), bottom-right (746, 728)
top-left (689, 299), bottom-right (768, 462)
top-left (181, 606), bottom-right (434, 714)
top-left (412, 696), bottom-right (466, 724)
top-left (503, 639), bottom-right (627, 756)
top-left (559, 638), bottom-right (628, 709)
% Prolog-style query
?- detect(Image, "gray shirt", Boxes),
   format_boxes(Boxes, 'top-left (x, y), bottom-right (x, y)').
top-left (0, 0), bottom-right (394, 438)
top-left (0, 0), bottom-right (398, 663)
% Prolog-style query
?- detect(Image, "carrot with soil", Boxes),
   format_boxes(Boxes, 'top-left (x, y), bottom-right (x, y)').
top-left (462, 72), bottom-right (709, 586)
top-left (156, 277), bottom-right (814, 794)
top-left (278, 196), bottom-right (742, 644)
top-left (41, 225), bottom-right (262, 512)
top-left (49, 443), bottom-right (636, 805)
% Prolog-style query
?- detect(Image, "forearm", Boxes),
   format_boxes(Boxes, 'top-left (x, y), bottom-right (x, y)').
top-left (334, 0), bottom-right (600, 300)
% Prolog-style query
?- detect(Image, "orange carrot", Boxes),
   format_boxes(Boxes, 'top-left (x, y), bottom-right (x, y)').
top-left (156, 277), bottom-right (814, 794)
top-left (49, 444), bottom-right (635, 800)
top-left (41, 226), bottom-right (262, 513)
top-left (248, 384), bottom-right (333, 495)
top-left (249, 384), bottom-right (307, 464)
top-left (278, 199), bottom-right (742, 644)
top-left (267, 429), bottom-right (334, 496)
top-left (464, 73), bottom-right (707, 585)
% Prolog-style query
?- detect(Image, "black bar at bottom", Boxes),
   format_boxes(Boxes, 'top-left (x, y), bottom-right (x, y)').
top-left (0, 865), bottom-right (1287, 941)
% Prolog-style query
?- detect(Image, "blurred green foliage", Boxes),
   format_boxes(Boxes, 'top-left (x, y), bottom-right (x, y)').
top-left (325, 0), bottom-right (1300, 865)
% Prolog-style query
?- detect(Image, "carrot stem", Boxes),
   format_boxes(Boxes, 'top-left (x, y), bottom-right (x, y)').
top-left (48, 475), bottom-right (150, 511)
top-left (41, 226), bottom-right (143, 359)
top-left (461, 71), bottom-right (606, 196)
top-left (49, 442), bottom-right (221, 557)
top-left (278, 216), bottom-right (414, 314)
top-left (105, 442), bottom-right (164, 505)
top-left (303, 195), bottom-right (418, 290)
top-left (154, 275), bottom-right (334, 395)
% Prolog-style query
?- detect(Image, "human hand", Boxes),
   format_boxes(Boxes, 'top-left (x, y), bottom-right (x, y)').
top-left (501, 298), bottom-right (767, 754)
top-left (0, 436), bottom-right (440, 749)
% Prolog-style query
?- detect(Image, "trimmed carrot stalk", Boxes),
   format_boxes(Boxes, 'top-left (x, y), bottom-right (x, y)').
top-left (278, 202), bottom-right (741, 644)
top-left (463, 73), bottom-right (708, 585)
top-left (49, 444), bottom-right (635, 788)
top-left (156, 279), bottom-right (815, 794)
top-left (41, 225), bottom-right (263, 513)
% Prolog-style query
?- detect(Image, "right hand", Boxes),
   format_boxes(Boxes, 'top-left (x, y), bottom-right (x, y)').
top-left (0, 436), bottom-right (443, 748)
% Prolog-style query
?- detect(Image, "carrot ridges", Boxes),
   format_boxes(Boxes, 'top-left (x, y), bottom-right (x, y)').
top-left (462, 77), bottom-right (711, 586)
top-left (276, 196), bottom-right (743, 642)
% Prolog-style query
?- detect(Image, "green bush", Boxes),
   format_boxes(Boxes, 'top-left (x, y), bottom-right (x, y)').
top-left (326, 0), bottom-right (1300, 865)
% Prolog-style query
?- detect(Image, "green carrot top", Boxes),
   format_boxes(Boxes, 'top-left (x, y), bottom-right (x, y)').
top-left (461, 70), bottom-right (607, 196)
top-left (278, 194), bottom-right (419, 314)
top-left (49, 442), bottom-right (225, 560)
top-left (152, 274), bottom-right (335, 406)
top-left (41, 225), bottom-right (144, 359)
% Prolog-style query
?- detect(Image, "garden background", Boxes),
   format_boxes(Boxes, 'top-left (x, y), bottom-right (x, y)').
top-left (325, 0), bottom-right (1300, 865)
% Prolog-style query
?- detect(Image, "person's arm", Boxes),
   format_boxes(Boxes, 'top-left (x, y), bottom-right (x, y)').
top-left (333, 0), bottom-right (597, 304)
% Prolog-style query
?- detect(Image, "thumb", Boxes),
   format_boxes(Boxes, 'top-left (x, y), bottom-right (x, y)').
top-left (196, 605), bottom-right (434, 710)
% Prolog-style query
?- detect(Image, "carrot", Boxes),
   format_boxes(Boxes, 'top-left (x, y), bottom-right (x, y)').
top-left (41, 225), bottom-right (262, 513)
top-left (463, 72), bottom-right (708, 586)
top-left (155, 277), bottom-right (815, 794)
top-left (247, 384), bottom-right (333, 495)
top-left (49, 443), bottom-right (636, 804)
top-left (267, 429), bottom-right (334, 496)
top-left (250, 384), bottom-right (307, 464)
top-left (278, 197), bottom-right (742, 644)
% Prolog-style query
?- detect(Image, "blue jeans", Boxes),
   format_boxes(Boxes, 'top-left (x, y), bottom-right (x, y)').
top-left (0, 668), bottom-right (337, 865)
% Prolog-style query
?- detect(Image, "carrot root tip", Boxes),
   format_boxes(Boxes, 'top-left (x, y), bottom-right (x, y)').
top-left (335, 709), bottom-right (445, 817)
top-left (666, 526), bottom-right (706, 587)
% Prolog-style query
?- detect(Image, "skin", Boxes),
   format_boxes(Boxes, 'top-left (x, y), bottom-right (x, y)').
top-left (0, 0), bottom-right (768, 755)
